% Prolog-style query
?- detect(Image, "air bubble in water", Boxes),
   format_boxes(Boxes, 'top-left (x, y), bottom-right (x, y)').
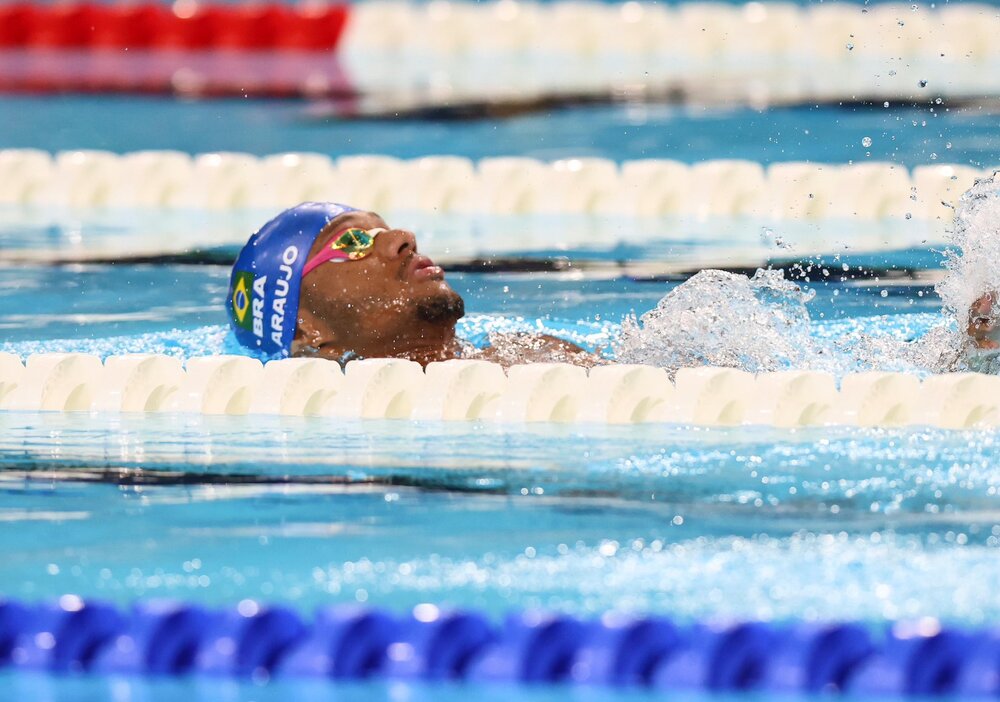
top-left (862, 136), bottom-right (873, 147)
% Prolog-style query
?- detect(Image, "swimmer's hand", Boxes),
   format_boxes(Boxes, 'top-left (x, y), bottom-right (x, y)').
top-left (473, 333), bottom-right (605, 368)
top-left (968, 292), bottom-right (1000, 350)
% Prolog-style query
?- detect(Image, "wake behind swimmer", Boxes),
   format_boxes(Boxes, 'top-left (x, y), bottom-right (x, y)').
top-left (616, 173), bottom-right (1000, 378)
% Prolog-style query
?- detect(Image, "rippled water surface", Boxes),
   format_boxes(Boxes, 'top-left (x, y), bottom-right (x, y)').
top-left (0, 260), bottom-right (989, 619)
top-left (1, 97), bottom-right (994, 168)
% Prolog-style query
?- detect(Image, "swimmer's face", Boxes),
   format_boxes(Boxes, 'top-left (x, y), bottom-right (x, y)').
top-left (969, 291), bottom-right (1000, 350)
top-left (293, 211), bottom-right (465, 360)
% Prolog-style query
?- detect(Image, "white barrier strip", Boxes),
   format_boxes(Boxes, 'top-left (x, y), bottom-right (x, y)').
top-left (338, 1), bottom-right (1000, 100)
top-left (0, 149), bottom-right (990, 222)
top-left (2, 352), bottom-right (999, 429)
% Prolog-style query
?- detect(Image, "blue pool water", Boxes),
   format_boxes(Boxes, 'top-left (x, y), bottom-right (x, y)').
top-left (0, 96), bottom-right (992, 169)
top-left (3, 42), bottom-right (1000, 701)
top-left (0, 260), bottom-right (991, 628)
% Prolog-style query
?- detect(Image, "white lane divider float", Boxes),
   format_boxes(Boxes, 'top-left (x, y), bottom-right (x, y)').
top-left (748, 370), bottom-right (840, 428)
top-left (165, 356), bottom-right (264, 415)
top-left (3, 353), bottom-right (998, 430)
top-left (327, 358), bottom-right (426, 420)
top-left (0, 149), bottom-right (992, 225)
top-left (249, 358), bottom-right (344, 417)
top-left (495, 363), bottom-right (589, 422)
top-left (96, 354), bottom-right (185, 413)
top-left (672, 367), bottom-right (757, 426)
top-left (0, 353), bottom-right (25, 408)
top-left (2, 353), bottom-right (104, 412)
top-left (337, 1), bottom-right (1000, 100)
top-left (837, 371), bottom-right (923, 427)
top-left (413, 360), bottom-right (508, 421)
top-left (918, 372), bottom-right (1000, 430)
top-left (577, 364), bottom-right (674, 424)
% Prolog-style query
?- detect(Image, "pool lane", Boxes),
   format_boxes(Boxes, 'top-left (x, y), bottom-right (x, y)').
top-left (0, 96), bottom-right (993, 169)
top-left (2, 431), bottom-right (1000, 624)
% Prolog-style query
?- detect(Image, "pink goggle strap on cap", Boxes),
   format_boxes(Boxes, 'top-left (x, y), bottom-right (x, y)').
top-left (302, 227), bottom-right (386, 277)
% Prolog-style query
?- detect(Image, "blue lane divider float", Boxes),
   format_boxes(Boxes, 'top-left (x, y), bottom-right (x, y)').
top-left (0, 596), bottom-right (999, 697)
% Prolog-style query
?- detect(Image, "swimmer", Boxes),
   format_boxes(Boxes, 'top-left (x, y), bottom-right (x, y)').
top-left (228, 202), bottom-right (602, 367)
top-left (967, 292), bottom-right (999, 351)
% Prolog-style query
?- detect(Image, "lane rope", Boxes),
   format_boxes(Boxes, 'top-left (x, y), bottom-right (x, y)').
top-left (0, 596), bottom-right (994, 696)
top-left (0, 353), bottom-right (997, 429)
top-left (0, 3), bottom-right (350, 50)
top-left (0, 149), bottom-right (986, 261)
top-left (1, 2), bottom-right (1000, 99)
top-left (0, 148), bottom-right (985, 219)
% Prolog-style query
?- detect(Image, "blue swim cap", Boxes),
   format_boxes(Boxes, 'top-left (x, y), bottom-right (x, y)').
top-left (228, 202), bottom-right (357, 358)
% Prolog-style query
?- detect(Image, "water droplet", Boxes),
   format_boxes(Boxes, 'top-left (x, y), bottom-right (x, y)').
top-left (846, 43), bottom-right (854, 50)
top-left (919, 80), bottom-right (928, 88)
top-left (883, 101), bottom-right (890, 108)
top-left (930, 152), bottom-right (938, 160)
top-left (946, 142), bottom-right (952, 149)
top-left (880, 290), bottom-right (889, 298)
top-left (905, 212), bottom-right (913, 220)
top-left (862, 136), bottom-right (873, 147)
top-left (889, 70), bottom-right (897, 76)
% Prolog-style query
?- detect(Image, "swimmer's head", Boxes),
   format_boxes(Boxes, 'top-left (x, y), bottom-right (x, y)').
top-left (228, 203), bottom-right (464, 362)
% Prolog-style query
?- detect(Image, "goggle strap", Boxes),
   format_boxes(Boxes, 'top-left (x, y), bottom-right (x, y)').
top-left (302, 227), bottom-right (384, 277)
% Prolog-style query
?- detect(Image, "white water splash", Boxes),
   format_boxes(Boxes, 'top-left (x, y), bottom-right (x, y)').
top-left (615, 269), bottom-right (822, 374)
top-left (616, 174), bottom-right (1000, 377)
top-left (932, 170), bottom-right (1000, 374)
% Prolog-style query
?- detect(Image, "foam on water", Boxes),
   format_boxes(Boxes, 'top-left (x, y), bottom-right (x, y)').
top-left (612, 267), bottom-right (960, 376)
top-left (614, 269), bottom-right (820, 374)
top-left (937, 172), bottom-right (1000, 327)
top-left (613, 175), bottom-right (1000, 377)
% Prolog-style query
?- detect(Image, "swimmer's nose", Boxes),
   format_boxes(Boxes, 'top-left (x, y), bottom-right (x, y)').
top-left (375, 228), bottom-right (418, 259)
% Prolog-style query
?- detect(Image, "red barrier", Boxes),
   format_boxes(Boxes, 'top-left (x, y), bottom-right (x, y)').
top-left (0, 2), bottom-right (351, 50)
top-left (0, 48), bottom-right (355, 97)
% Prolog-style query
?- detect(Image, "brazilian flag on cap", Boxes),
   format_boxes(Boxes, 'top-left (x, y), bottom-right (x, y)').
top-left (230, 271), bottom-right (254, 331)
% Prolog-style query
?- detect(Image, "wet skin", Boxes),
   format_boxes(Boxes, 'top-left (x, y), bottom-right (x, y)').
top-left (969, 292), bottom-right (1000, 350)
top-left (292, 210), bottom-right (601, 367)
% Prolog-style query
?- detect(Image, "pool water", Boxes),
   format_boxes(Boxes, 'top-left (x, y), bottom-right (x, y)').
top-left (0, 259), bottom-right (991, 625)
top-left (0, 96), bottom-right (990, 167)
top-left (2, 46), bottom-right (1000, 702)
